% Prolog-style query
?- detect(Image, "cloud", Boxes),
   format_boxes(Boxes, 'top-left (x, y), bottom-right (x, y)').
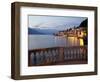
top-left (29, 15), bottom-right (87, 30)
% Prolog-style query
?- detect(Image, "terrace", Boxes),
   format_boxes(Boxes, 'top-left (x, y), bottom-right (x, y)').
top-left (28, 46), bottom-right (87, 66)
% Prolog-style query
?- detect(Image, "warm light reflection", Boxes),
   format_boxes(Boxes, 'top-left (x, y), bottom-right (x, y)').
top-left (68, 37), bottom-right (75, 43)
top-left (67, 37), bottom-right (84, 46)
top-left (68, 37), bottom-right (79, 46)
top-left (80, 39), bottom-right (84, 46)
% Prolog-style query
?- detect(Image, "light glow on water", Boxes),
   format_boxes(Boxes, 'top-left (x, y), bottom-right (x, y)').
top-left (67, 37), bottom-right (80, 46)
top-left (80, 39), bottom-right (84, 46)
top-left (28, 35), bottom-right (81, 50)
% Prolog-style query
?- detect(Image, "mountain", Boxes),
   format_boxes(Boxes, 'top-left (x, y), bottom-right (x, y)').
top-left (28, 27), bottom-right (59, 35)
top-left (79, 19), bottom-right (88, 27)
top-left (28, 28), bottom-right (44, 34)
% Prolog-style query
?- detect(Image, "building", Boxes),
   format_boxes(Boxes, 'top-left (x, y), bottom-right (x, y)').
top-left (54, 27), bottom-right (87, 46)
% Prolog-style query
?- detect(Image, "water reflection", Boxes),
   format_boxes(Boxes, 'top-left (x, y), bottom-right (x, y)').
top-left (28, 35), bottom-right (83, 50)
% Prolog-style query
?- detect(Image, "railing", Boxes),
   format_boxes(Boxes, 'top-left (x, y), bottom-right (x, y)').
top-left (28, 46), bottom-right (87, 66)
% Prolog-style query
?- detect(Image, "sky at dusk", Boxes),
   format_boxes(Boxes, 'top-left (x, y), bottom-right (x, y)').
top-left (28, 15), bottom-right (87, 30)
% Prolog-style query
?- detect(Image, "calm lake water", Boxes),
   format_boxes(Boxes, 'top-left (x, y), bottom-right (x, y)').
top-left (28, 35), bottom-right (80, 50)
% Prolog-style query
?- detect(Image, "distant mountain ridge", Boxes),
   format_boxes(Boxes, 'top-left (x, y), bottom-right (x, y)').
top-left (28, 28), bottom-right (44, 34)
top-left (28, 19), bottom-right (88, 35)
top-left (28, 27), bottom-right (59, 35)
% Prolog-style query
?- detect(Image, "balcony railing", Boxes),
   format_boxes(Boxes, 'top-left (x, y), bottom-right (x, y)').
top-left (28, 46), bottom-right (87, 66)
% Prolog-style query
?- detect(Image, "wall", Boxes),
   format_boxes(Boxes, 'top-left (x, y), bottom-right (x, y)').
top-left (0, 0), bottom-right (100, 82)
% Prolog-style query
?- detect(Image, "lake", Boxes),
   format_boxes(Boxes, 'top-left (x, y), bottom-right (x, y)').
top-left (28, 35), bottom-right (80, 50)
